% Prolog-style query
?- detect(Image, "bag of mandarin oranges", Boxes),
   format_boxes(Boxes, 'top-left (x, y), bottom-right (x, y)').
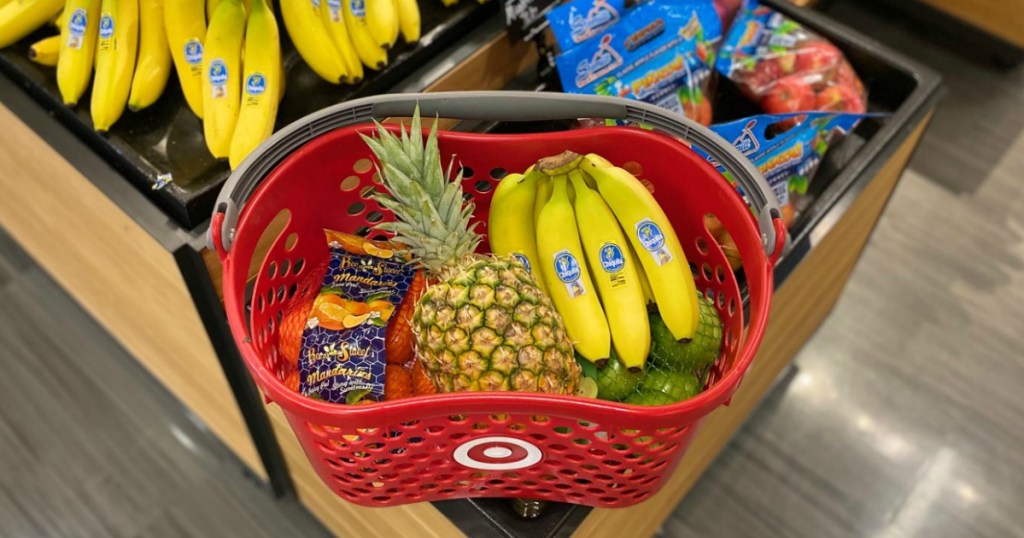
top-left (276, 230), bottom-right (436, 404)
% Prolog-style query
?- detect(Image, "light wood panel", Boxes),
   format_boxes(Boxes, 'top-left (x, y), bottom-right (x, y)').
top-left (423, 32), bottom-right (539, 93)
top-left (916, 0), bottom-right (1024, 48)
top-left (0, 104), bottom-right (266, 481)
top-left (572, 116), bottom-right (933, 538)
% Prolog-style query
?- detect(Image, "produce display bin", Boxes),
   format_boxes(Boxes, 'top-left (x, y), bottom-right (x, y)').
top-left (0, 0), bottom-right (497, 228)
top-left (0, 0), bottom-right (942, 535)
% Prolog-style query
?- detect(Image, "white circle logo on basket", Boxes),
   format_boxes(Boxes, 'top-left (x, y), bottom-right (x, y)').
top-left (599, 242), bottom-right (625, 273)
top-left (185, 39), bottom-right (203, 65)
top-left (512, 253), bottom-right (532, 274)
top-left (452, 436), bottom-right (543, 470)
top-left (99, 14), bottom-right (114, 39)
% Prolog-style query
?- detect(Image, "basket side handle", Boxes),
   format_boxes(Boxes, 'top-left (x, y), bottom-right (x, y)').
top-left (209, 91), bottom-right (783, 259)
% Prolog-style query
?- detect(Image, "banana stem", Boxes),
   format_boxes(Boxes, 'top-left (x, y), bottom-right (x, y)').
top-left (536, 150), bottom-right (582, 175)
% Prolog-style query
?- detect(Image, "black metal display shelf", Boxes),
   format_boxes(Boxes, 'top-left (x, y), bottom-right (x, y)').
top-left (0, 0), bottom-right (497, 229)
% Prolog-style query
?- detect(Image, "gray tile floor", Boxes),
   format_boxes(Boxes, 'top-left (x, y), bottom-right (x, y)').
top-left (1, 3), bottom-right (1023, 538)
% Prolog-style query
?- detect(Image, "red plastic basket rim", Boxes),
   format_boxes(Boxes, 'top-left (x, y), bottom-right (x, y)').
top-left (215, 123), bottom-right (777, 426)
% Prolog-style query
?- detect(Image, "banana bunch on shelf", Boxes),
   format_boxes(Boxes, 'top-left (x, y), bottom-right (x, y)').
top-left (1, 0), bottom-right (285, 167)
top-left (280, 0), bottom-right (420, 85)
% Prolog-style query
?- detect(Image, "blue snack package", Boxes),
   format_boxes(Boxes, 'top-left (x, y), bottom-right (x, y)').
top-left (547, 0), bottom-right (627, 52)
top-left (555, 0), bottom-right (721, 90)
top-left (699, 112), bottom-right (877, 215)
top-left (298, 230), bottom-right (416, 404)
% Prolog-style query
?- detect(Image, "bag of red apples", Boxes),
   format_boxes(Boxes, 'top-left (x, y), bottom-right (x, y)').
top-left (715, 1), bottom-right (867, 116)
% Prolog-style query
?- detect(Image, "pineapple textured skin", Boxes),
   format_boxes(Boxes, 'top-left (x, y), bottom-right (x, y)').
top-left (413, 256), bottom-right (579, 394)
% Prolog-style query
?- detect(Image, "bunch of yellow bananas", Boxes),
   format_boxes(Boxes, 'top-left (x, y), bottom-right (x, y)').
top-left (488, 152), bottom-right (702, 372)
top-left (279, 0), bottom-right (420, 85)
top-left (3, 0), bottom-right (166, 131)
top-left (2, 0), bottom-right (283, 168)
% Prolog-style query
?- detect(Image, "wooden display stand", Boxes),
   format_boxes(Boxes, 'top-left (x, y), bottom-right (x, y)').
top-left (916, 0), bottom-right (1024, 48)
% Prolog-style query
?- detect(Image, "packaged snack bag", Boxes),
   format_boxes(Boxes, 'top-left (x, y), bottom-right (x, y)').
top-left (553, 0), bottom-right (721, 124)
top-left (715, 1), bottom-right (867, 116)
top-left (547, 0), bottom-right (627, 52)
top-left (703, 111), bottom-right (872, 224)
top-left (298, 230), bottom-right (417, 404)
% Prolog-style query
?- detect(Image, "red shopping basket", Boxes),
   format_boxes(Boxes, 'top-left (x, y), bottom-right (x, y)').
top-left (208, 92), bottom-right (785, 508)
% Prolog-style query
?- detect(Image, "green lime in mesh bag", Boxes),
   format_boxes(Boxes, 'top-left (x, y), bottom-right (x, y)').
top-left (638, 367), bottom-right (703, 402)
top-left (649, 296), bottom-right (723, 373)
top-left (594, 350), bottom-right (643, 401)
top-left (624, 389), bottom-right (676, 406)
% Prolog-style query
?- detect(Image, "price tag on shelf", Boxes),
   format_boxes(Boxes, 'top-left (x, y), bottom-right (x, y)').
top-left (503, 0), bottom-right (558, 42)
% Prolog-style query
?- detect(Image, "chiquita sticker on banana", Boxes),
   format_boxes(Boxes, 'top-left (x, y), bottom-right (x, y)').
top-left (636, 219), bottom-right (673, 266)
top-left (512, 252), bottom-right (533, 274)
top-left (599, 242), bottom-right (628, 287)
top-left (67, 9), bottom-right (88, 49)
top-left (184, 39), bottom-right (203, 66)
top-left (554, 250), bottom-right (587, 298)
top-left (209, 59), bottom-right (228, 98)
top-left (245, 73), bottom-right (267, 100)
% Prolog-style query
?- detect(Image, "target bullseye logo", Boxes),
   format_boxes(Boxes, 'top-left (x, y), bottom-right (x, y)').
top-left (452, 436), bottom-right (543, 470)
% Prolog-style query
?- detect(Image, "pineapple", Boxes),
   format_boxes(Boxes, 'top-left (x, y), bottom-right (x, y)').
top-left (360, 110), bottom-right (580, 395)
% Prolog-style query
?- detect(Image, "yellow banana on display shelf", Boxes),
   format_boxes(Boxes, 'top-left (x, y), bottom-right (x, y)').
top-left (202, 0), bottom-right (245, 158)
top-left (56, 0), bottom-right (100, 105)
top-left (580, 153), bottom-right (700, 341)
top-left (229, 0), bottom-right (279, 169)
top-left (91, 0), bottom-right (138, 132)
top-left (281, 0), bottom-right (347, 83)
top-left (536, 154), bottom-right (611, 365)
top-left (127, 0), bottom-right (170, 111)
top-left (364, 0), bottom-right (396, 49)
top-left (28, 34), bottom-right (59, 65)
top-left (394, 0), bottom-right (419, 43)
top-left (320, 0), bottom-right (362, 84)
top-left (568, 169), bottom-right (649, 370)
top-left (342, 0), bottom-right (386, 70)
top-left (487, 169), bottom-right (549, 296)
top-left (0, 0), bottom-right (64, 48)
top-left (164, 0), bottom-right (206, 118)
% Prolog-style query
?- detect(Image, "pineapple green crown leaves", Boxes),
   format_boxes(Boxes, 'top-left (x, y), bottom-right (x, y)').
top-left (359, 107), bottom-right (482, 275)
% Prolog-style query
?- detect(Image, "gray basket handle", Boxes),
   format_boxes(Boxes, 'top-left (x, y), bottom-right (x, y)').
top-left (208, 91), bottom-right (781, 257)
